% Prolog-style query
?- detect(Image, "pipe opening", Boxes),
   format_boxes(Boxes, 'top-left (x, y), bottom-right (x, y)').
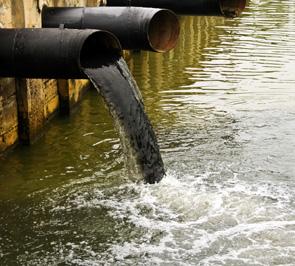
top-left (148, 10), bottom-right (180, 53)
top-left (80, 31), bottom-right (122, 68)
top-left (219, 0), bottom-right (247, 18)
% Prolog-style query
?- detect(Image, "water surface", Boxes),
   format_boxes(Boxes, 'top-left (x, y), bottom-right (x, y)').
top-left (1, 0), bottom-right (295, 265)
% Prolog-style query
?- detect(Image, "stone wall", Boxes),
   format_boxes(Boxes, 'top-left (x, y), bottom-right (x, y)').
top-left (0, 0), bottom-right (102, 153)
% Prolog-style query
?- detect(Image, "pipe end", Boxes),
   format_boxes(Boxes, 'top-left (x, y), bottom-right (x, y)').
top-left (80, 30), bottom-right (122, 68)
top-left (148, 9), bottom-right (180, 53)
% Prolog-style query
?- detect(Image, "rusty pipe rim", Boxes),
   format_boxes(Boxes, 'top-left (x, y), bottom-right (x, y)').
top-left (219, 0), bottom-right (247, 18)
top-left (147, 9), bottom-right (180, 53)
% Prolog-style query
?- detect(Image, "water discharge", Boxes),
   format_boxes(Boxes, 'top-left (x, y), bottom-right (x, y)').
top-left (82, 55), bottom-right (165, 184)
top-left (1, 0), bottom-right (295, 265)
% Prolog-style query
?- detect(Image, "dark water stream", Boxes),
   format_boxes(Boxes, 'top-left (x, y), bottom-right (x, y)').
top-left (1, 0), bottom-right (295, 265)
top-left (83, 56), bottom-right (164, 184)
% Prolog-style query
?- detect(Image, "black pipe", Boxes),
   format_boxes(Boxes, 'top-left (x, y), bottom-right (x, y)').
top-left (0, 28), bottom-right (121, 79)
top-left (42, 7), bottom-right (180, 53)
top-left (103, 0), bottom-right (247, 18)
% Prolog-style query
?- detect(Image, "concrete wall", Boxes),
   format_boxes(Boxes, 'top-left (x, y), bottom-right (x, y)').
top-left (0, 0), bottom-right (102, 153)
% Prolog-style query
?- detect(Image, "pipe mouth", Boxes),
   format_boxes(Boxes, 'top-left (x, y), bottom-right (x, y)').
top-left (219, 0), bottom-right (247, 18)
top-left (80, 30), bottom-right (122, 69)
top-left (148, 9), bottom-right (180, 53)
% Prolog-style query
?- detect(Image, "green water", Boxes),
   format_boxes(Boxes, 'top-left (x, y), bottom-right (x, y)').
top-left (1, 0), bottom-right (295, 265)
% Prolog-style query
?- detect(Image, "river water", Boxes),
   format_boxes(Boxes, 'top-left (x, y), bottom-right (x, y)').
top-left (1, 0), bottom-right (295, 265)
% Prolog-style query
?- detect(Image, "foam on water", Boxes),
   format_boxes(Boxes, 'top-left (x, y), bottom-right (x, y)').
top-left (25, 168), bottom-right (293, 265)
top-left (103, 174), bottom-right (294, 265)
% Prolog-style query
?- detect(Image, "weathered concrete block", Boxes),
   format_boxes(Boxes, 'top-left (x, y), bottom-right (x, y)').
top-left (0, 78), bottom-right (18, 153)
top-left (0, 0), bottom-right (25, 27)
top-left (15, 79), bottom-right (45, 144)
top-left (1, 126), bottom-right (18, 151)
top-left (45, 94), bottom-right (59, 118)
top-left (68, 79), bottom-right (90, 107)
top-left (1, 95), bottom-right (18, 135)
top-left (0, 107), bottom-right (18, 153)
top-left (0, 78), bottom-right (16, 101)
top-left (44, 79), bottom-right (59, 101)
top-left (58, 79), bottom-right (90, 115)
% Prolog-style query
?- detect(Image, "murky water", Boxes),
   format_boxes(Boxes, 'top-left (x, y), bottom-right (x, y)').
top-left (1, 0), bottom-right (295, 265)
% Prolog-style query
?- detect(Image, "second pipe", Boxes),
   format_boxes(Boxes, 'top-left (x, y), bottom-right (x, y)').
top-left (42, 6), bottom-right (180, 53)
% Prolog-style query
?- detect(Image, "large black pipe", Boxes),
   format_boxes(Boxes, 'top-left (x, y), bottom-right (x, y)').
top-left (104, 0), bottom-right (247, 18)
top-left (0, 28), bottom-right (121, 79)
top-left (42, 7), bottom-right (180, 53)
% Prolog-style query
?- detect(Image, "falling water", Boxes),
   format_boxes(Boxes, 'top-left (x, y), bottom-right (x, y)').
top-left (82, 55), bottom-right (165, 184)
